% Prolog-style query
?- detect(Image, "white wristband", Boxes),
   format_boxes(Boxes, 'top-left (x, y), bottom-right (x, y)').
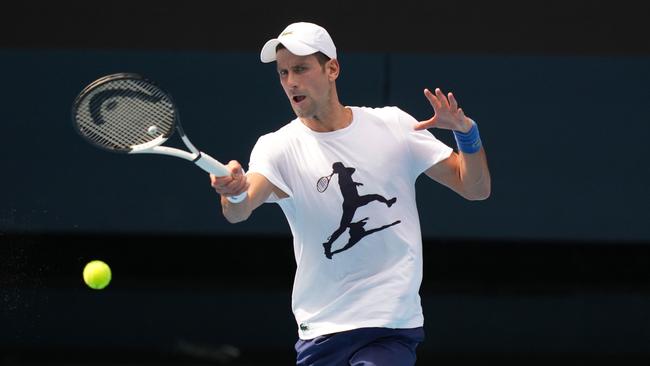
top-left (227, 192), bottom-right (247, 203)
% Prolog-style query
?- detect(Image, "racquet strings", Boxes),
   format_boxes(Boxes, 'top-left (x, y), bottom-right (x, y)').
top-left (74, 78), bottom-right (176, 152)
top-left (317, 176), bottom-right (330, 192)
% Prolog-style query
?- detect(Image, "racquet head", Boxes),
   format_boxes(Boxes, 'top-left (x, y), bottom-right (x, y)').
top-left (317, 175), bottom-right (331, 193)
top-left (72, 73), bottom-right (177, 153)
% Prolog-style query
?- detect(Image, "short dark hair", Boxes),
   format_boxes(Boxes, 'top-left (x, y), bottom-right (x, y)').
top-left (275, 44), bottom-right (331, 66)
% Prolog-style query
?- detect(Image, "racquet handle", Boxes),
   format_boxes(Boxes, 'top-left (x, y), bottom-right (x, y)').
top-left (195, 152), bottom-right (248, 203)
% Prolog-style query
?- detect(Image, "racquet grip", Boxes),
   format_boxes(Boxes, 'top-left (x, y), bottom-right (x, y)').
top-left (195, 152), bottom-right (230, 176)
top-left (195, 152), bottom-right (248, 204)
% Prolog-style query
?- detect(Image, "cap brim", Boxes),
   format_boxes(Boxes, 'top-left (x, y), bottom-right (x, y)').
top-left (260, 37), bottom-right (320, 63)
top-left (260, 39), bottom-right (281, 63)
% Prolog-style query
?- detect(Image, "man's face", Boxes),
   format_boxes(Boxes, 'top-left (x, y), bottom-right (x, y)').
top-left (275, 48), bottom-right (335, 119)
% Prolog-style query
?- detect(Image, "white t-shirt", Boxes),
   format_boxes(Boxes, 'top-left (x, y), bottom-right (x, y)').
top-left (248, 106), bottom-right (453, 339)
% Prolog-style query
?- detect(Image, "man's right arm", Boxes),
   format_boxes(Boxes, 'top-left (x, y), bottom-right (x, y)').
top-left (210, 160), bottom-right (287, 223)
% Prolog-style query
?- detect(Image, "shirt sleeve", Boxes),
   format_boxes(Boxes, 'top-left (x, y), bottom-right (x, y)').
top-left (247, 133), bottom-right (293, 203)
top-left (395, 107), bottom-right (454, 177)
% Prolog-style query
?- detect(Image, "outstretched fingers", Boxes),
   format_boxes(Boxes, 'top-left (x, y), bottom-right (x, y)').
top-left (448, 92), bottom-right (458, 110)
top-left (434, 88), bottom-right (450, 109)
top-left (424, 88), bottom-right (441, 111)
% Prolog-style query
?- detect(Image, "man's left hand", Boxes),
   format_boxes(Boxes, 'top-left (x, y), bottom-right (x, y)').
top-left (414, 88), bottom-right (472, 132)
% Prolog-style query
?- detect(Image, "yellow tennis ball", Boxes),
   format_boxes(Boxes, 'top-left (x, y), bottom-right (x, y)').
top-left (83, 260), bottom-right (112, 290)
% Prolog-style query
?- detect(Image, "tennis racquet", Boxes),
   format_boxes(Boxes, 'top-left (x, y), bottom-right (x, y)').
top-left (71, 73), bottom-right (247, 203)
top-left (317, 173), bottom-right (334, 193)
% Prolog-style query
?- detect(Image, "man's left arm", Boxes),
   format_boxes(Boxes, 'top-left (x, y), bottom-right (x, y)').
top-left (415, 88), bottom-right (491, 201)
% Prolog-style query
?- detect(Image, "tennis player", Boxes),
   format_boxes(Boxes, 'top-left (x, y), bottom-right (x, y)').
top-left (211, 22), bottom-right (491, 366)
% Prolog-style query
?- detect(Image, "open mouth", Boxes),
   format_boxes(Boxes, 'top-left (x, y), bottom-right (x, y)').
top-left (293, 95), bottom-right (306, 103)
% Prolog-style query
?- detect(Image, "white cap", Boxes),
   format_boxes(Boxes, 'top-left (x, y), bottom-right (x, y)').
top-left (260, 22), bottom-right (337, 63)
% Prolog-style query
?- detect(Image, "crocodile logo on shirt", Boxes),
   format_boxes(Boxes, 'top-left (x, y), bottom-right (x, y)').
top-left (320, 162), bottom-right (401, 259)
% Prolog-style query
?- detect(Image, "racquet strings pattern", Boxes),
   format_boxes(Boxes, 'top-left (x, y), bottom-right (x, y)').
top-left (75, 78), bottom-right (175, 151)
top-left (317, 176), bottom-right (330, 192)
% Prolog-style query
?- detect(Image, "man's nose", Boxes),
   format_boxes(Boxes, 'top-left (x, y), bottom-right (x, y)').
top-left (286, 72), bottom-right (298, 87)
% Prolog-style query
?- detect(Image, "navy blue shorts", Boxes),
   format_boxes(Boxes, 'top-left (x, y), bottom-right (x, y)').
top-left (295, 327), bottom-right (425, 366)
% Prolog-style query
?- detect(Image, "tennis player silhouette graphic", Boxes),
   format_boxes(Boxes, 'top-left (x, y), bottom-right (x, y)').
top-left (322, 162), bottom-right (401, 259)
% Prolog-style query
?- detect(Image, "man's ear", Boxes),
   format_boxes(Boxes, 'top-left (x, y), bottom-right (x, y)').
top-left (327, 59), bottom-right (340, 81)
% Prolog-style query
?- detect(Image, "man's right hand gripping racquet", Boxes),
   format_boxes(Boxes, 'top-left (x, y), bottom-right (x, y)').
top-left (72, 73), bottom-right (247, 203)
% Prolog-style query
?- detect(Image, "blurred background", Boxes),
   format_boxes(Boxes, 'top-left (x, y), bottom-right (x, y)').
top-left (1, 1), bottom-right (649, 365)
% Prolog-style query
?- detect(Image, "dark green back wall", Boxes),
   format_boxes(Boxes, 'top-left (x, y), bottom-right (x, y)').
top-left (1, 49), bottom-right (649, 241)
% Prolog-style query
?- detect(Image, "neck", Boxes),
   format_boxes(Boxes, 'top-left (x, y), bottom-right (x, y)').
top-left (300, 103), bottom-right (352, 132)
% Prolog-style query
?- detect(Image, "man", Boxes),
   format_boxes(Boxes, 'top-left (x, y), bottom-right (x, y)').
top-left (211, 22), bottom-right (490, 366)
